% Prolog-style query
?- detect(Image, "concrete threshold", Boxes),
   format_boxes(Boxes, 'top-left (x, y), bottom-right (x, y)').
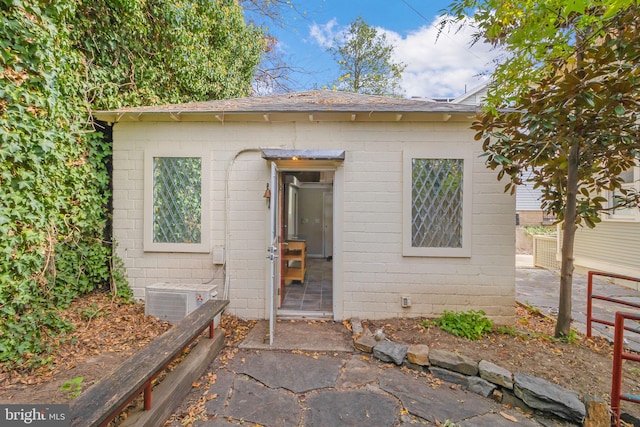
top-left (239, 319), bottom-right (353, 352)
top-left (277, 309), bottom-right (333, 319)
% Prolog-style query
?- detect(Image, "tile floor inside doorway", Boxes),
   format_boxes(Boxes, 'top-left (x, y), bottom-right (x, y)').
top-left (281, 258), bottom-right (333, 312)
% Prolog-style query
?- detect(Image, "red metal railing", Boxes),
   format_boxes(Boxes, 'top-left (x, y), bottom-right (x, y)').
top-left (586, 271), bottom-right (640, 338)
top-left (611, 312), bottom-right (640, 426)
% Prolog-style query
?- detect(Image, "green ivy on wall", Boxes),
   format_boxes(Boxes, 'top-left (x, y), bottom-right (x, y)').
top-left (0, 0), bottom-right (264, 367)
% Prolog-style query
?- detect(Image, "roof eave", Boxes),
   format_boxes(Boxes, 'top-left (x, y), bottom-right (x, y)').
top-left (92, 109), bottom-right (478, 124)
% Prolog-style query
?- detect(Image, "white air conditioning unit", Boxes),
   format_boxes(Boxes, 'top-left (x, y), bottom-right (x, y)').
top-left (145, 283), bottom-right (219, 325)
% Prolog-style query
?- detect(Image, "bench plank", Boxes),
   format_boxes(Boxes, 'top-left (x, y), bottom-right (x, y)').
top-left (120, 332), bottom-right (225, 427)
top-left (69, 299), bottom-right (229, 427)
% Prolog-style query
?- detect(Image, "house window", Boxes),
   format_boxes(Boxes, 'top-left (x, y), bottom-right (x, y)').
top-left (608, 163), bottom-right (640, 221)
top-left (403, 150), bottom-right (472, 257)
top-left (153, 157), bottom-right (202, 243)
top-left (144, 151), bottom-right (210, 252)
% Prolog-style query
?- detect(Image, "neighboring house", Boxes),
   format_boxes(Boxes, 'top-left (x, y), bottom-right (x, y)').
top-left (94, 90), bottom-right (515, 339)
top-left (450, 82), bottom-right (489, 106)
top-left (515, 170), bottom-right (555, 226)
top-left (573, 163), bottom-right (640, 282)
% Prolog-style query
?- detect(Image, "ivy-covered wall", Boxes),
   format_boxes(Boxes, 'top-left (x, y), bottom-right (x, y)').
top-left (0, 0), bottom-right (264, 367)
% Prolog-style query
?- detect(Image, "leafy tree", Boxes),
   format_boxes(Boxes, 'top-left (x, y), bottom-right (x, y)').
top-left (0, 0), bottom-right (263, 368)
top-left (328, 17), bottom-right (406, 96)
top-left (71, 0), bottom-right (264, 108)
top-left (445, 1), bottom-right (640, 337)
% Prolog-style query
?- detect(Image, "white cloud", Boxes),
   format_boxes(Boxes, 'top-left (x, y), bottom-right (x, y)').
top-left (307, 15), bottom-right (500, 99)
top-left (388, 16), bottom-right (500, 98)
top-left (309, 18), bottom-right (341, 49)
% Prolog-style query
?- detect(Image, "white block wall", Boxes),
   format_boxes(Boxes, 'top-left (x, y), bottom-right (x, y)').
top-left (111, 119), bottom-right (515, 325)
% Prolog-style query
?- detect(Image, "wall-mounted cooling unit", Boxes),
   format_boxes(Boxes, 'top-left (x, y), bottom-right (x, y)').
top-left (145, 283), bottom-right (219, 325)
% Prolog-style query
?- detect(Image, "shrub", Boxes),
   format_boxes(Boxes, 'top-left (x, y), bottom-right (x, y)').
top-left (0, 0), bottom-right (259, 368)
top-left (523, 225), bottom-right (556, 236)
top-left (434, 310), bottom-right (494, 340)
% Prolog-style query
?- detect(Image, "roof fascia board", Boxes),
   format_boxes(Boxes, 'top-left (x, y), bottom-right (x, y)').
top-left (93, 110), bottom-right (477, 124)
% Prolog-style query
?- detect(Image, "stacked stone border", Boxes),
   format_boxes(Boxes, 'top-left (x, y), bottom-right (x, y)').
top-left (350, 318), bottom-right (611, 426)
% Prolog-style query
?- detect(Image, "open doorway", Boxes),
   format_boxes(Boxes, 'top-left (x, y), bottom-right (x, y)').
top-left (279, 170), bottom-right (334, 316)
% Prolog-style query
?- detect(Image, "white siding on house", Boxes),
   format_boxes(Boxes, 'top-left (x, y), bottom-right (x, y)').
top-left (111, 119), bottom-right (515, 324)
top-left (452, 84), bottom-right (488, 106)
top-left (574, 221), bottom-right (640, 282)
top-left (516, 182), bottom-right (544, 211)
top-left (516, 170), bottom-right (544, 211)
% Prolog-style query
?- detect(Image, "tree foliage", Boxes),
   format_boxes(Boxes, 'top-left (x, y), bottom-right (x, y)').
top-left (0, 0), bottom-right (263, 368)
top-left (476, 16), bottom-right (640, 227)
top-left (445, 0), bottom-right (640, 336)
top-left (72, 0), bottom-right (264, 108)
top-left (241, 0), bottom-right (306, 94)
top-left (446, 0), bottom-right (637, 111)
top-left (329, 17), bottom-right (406, 96)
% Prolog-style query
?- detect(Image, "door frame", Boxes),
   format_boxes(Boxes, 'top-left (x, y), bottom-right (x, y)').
top-left (268, 162), bottom-right (280, 345)
top-left (322, 191), bottom-right (334, 259)
top-left (267, 161), bottom-right (343, 321)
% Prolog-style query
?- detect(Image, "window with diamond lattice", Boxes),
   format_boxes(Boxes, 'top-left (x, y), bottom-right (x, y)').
top-left (403, 150), bottom-right (471, 257)
top-left (153, 157), bottom-right (202, 243)
top-left (411, 159), bottom-right (463, 248)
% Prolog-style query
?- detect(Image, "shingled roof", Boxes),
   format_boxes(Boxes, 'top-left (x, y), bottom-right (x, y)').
top-left (93, 90), bottom-right (478, 123)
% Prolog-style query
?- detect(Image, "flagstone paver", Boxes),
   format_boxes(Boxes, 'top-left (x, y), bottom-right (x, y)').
top-left (226, 376), bottom-right (301, 426)
top-left (379, 368), bottom-right (494, 423)
top-left (304, 389), bottom-right (400, 426)
top-left (186, 349), bottom-right (568, 427)
top-left (335, 355), bottom-right (380, 389)
top-left (231, 351), bottom-right (344, 393)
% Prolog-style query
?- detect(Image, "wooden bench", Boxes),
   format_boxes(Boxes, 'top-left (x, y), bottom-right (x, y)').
top-left (69, 299), bottom-right (229, 427)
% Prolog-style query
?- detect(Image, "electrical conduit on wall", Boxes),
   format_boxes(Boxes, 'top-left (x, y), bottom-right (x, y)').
top-left (223, 148), bottom-right (262, 300)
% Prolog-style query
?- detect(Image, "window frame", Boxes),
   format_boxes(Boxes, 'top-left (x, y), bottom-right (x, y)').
top-left (605, 162), bottom-right (640, 222)
top-left (402, 148), bottom-right (472, 257)
top-left (144, 150), bottom-right (210, 253)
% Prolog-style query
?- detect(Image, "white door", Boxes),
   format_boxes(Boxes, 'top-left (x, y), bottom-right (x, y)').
top-left (323, 191), bottom-right (333, 258)
top-left (268, 162), bottom-right (280, 345)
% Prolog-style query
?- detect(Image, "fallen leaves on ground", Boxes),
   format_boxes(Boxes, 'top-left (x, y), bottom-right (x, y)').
top-left (500, 411), bottom-right (518, 422)
top-left (6, 293), bottom-right (640, 423)
top-left (0, 291), bottom-right (172, 393)
top-left (167, 314), bottom-right (255, 426)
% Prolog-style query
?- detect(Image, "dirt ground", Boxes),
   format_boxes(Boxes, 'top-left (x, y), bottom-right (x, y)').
top-left (0, 291), bottom-right (173, 405)
top-left (2, 292), bottom-right (640, 424)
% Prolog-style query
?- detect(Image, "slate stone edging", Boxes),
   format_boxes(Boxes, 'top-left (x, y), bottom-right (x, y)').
top-left (350, 318), bottom-right (608, 426)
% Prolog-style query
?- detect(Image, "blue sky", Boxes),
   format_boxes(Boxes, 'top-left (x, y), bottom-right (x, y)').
top-left (264, 0), bottom-right (499, 99)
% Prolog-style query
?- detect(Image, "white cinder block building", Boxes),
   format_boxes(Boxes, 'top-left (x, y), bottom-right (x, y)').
top-left (95, 91), bottom-right (515, 337)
